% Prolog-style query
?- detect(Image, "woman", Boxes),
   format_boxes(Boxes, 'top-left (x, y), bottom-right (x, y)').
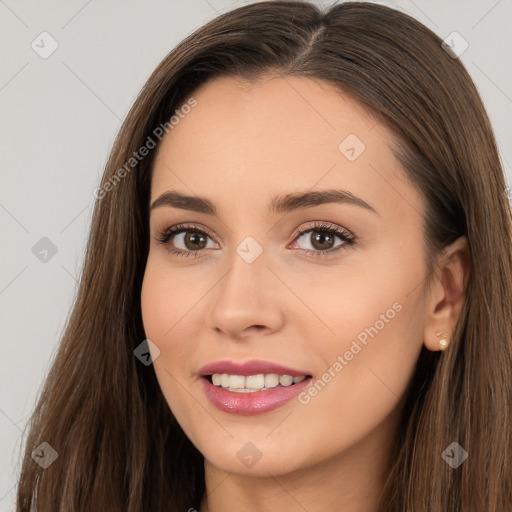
top-left (15, 1), bottom-right (512, 511)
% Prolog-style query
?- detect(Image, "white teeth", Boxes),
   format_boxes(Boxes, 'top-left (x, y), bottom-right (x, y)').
top-left (279, 375), bottom-right (294, 386)
top-left (229, 374), bottom-right (245, 389)
top-left (245, 374), bottom-right (265, 389)
top-left (209, 373), bottom-right (308, 392)
top-left (264, 373), bottom-right (279, 388)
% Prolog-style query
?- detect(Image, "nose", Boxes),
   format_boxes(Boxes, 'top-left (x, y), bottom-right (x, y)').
top-left (206, 249), bottom-right (285, 341)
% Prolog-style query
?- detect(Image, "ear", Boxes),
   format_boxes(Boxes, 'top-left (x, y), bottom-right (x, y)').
top-left (423, 235), bottom-right (471, 352)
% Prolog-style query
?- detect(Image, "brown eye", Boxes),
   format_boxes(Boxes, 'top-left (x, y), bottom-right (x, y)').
top-left (309, 230), bottom-right (336, 251)
top-left (181, 231), bottom-right (208, 251)
top-left (291, 223), bottom-right (355, 256)
top-left (156, 224), bottom-right (218, 257)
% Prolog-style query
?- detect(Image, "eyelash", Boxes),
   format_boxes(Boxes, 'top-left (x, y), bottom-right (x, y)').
top-left (154, 221), bottom-right (356, 259)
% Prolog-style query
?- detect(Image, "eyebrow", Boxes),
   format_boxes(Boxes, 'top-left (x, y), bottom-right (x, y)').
top-left (150, 189), bottom-right (378, 216)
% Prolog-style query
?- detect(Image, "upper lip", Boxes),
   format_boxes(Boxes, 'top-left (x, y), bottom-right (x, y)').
top-left (198, 359), bottom-right (311, 377)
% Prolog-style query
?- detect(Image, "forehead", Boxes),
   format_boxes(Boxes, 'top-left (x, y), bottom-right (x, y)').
top-left (150, 74), bottom-right (424, 223)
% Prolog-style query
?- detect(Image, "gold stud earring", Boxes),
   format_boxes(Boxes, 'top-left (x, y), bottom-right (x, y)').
top-left (436, 331), bottom-right (450, 350)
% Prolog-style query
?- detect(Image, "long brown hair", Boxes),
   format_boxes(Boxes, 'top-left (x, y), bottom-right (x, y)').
top-left (15, 2), bottom-right (512, 510)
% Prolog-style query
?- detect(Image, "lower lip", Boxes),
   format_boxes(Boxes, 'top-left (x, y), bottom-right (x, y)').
top-left (199, 376), bottom-right (312, 415)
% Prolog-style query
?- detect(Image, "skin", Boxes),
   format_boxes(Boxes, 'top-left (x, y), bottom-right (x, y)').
top-left (140, 74), bottom-right (470, 512)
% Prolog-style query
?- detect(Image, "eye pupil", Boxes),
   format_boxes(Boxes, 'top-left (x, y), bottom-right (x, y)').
top-left (185, 232), bottom-right (207, 250)
top-left (311, 231), bottom-right (334, 250)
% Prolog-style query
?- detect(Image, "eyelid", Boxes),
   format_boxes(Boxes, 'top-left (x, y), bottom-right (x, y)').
top-left (159, 222), bottom-right (219, 243)
top-left (289, 220), bottom-right (354, 242)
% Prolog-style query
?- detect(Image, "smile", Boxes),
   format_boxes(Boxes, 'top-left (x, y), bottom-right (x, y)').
top-left (208, 373), bottom-right (306, 392)
top-left (198, 359), bottom-right (313, 415)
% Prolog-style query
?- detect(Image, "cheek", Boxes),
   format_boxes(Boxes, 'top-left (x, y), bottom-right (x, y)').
top-left (140, 260), bottom-right (201, 398)
top-left (140, 262), bottom-right (207, 436)
top-left (294, 244), bottom-right (426, 402)
top-left (140, 257), bottom-right (208, 342)
top-left (141, 270), bottom-right (174, 350)
top-left (140, 255), bottom-right (220, 363)
top-left (285, 280), bottom-right (424, 464)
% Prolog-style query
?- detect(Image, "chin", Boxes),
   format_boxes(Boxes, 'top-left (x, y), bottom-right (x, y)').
top-left (205, 449), bottom-right (302, 477)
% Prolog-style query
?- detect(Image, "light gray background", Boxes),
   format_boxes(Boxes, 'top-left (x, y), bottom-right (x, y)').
top-left (0, 0), bottom-right (511, 509)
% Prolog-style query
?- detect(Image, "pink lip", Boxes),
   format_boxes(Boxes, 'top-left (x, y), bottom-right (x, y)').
top-left (198, 359), bottom-right (310, 377)
top-left (199, 375), bottom-right (312, 415)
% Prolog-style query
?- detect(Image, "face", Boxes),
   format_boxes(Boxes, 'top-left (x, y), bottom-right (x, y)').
top-left (141, 74), bottom-right (431, 477)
